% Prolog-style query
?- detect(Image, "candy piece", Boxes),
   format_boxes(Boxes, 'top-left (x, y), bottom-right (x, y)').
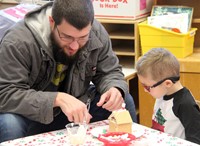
top-left (103, 129), bottom-right (107, 134)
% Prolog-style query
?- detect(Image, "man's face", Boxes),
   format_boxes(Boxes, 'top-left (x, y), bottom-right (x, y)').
top-left (51, 19), bottom-right (91, 58)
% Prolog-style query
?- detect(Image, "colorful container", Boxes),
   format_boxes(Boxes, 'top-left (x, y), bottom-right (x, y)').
top-left (138, 21), bottom-right (197, 58)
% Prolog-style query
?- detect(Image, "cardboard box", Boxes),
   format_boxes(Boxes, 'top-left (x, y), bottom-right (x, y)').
top-left (108, 109), bottom-right (132, 133)
top-left (92, 0), bottom-right (154, 19)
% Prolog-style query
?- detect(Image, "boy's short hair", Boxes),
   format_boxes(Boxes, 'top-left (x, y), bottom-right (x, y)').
top-left (136, 48), bottom-right (180, 81)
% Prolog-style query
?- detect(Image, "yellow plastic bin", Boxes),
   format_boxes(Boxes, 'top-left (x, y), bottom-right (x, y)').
top-left (138, 21), bottom-right (197, 58)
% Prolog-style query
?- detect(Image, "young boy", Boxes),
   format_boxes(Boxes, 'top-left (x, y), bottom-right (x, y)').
top-left (136, 48), bottom-right (200, 144)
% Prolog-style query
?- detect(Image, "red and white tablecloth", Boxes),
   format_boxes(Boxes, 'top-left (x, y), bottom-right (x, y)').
top-left (0, 120), bottom-right (199, 146)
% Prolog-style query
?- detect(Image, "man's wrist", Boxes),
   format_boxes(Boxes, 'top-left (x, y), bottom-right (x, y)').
top-left (115, 87), bottom-right (125, 99)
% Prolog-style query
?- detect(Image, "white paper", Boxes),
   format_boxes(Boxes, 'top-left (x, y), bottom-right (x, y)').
top-left (147, 13), bottom-right (189, 33)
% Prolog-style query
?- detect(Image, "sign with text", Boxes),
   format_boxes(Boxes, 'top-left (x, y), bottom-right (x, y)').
top-left (92, 0), bottom-right (154, 19)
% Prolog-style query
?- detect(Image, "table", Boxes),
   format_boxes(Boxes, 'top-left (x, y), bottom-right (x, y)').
top-left (0, 120), bottom-right (198, 146)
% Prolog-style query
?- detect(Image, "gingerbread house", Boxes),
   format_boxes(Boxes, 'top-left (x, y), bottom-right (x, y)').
top-left (108, 109), bottom-right (133, 133)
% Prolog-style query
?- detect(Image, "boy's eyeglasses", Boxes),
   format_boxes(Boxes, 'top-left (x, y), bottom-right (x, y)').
top-left (142, 76), bottom-right (180, 92)
top-left (55, 25), bottom-right (90, 45)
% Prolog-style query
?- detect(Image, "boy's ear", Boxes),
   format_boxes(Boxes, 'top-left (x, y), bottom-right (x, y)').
top-left (165, 80), bottom-right (174, 87)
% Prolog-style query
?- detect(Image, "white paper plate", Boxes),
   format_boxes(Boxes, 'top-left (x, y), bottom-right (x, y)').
top-left (131, 124), bottom-right (145, 138)
top-left (90, 125), bottom-right (108, 138)
top-left (90, 124), bottom-right (144, 138)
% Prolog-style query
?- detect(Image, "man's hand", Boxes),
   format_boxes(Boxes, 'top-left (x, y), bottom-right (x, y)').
top-left (97, 87), bottom-right (124, 111)
top-left (54, 92), bottom-right (92, 123)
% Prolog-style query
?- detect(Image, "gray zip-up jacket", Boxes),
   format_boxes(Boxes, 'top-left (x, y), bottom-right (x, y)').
top-left (0, 3), bottom-right (128, 124)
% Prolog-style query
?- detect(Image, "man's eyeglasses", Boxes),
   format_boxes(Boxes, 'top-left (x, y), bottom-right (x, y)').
top-left (55, 25), bottom-right (90, 45)
top-left (142, 76), bottom-right (180, 92)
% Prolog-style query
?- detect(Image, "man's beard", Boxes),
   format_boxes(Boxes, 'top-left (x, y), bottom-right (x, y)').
top-left (50, 32), bottom-right (79, 62)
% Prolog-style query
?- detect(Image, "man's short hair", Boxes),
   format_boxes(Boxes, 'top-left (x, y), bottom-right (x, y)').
top-left (52, 0), bottom-right (94, 30)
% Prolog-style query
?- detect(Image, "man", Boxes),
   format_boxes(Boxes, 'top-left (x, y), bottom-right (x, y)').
top-left (0, 0), bottom-right (137, 142)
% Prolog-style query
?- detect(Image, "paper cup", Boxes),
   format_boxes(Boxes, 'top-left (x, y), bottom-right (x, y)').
top-left (66, 123), bottom-right (87, 145)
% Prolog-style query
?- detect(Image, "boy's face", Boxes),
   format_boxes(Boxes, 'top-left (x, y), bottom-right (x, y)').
top-left (138, 75), bottom-right (168, 99)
